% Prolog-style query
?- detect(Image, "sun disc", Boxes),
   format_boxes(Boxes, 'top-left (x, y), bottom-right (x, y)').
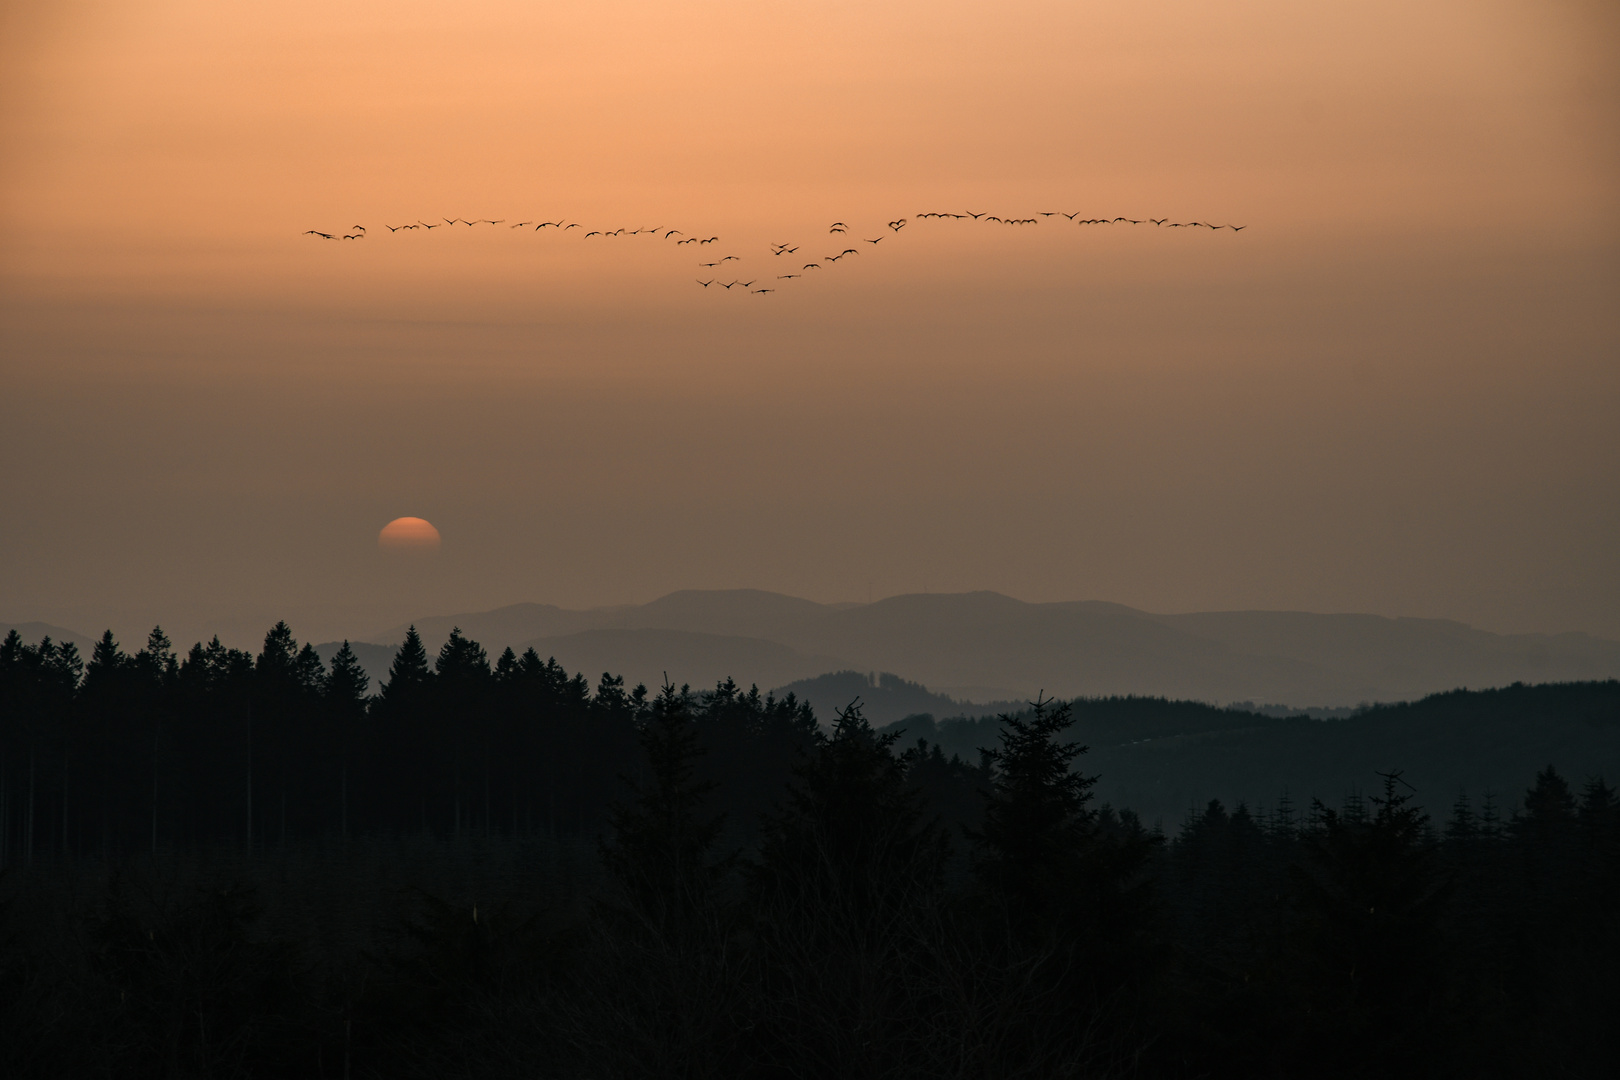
top-left (378, 516), bottom-right (441, 551)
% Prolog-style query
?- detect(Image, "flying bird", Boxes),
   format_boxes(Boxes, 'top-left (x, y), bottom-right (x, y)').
top-left (720, 255), bottom-right (739, 263)
top-left (803, 263), bottom-right (821, 269)
top-left (752, 288), bottom-right (774, 294)
top-left (585, 231), bottom-right (601, 237)
top-left (697, 279), bottom-right (713, 286)
top-left (665, 230), bottom-right (682, 238)
top-left (864, 238), bottom-right (882, 244)
top-left (777, 274), bottom-right (800, 279)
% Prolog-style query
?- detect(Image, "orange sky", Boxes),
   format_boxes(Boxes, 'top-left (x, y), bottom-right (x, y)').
top-left (1, 0), bottom-right (1616, 648)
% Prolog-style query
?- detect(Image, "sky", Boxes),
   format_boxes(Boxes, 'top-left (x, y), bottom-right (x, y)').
top-left (1, 0), bottom-right (1617, 650)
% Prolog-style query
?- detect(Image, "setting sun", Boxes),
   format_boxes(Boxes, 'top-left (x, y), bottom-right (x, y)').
top-left (378, 516), bottom-right (441, 551)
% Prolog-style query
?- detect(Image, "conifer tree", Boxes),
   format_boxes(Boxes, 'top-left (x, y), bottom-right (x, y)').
top-left (380, 627), bottom-right (432, 703)
top-left (326, 642), bottom-right (370, 710)
top-left (972, 695), bottom-right (1099, 925)
top-left (601, 682), bottom-right (727, 929)
top-left (754, 699), bottom-right (945, 916)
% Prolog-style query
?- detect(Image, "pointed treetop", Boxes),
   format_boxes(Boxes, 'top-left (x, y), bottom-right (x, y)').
top-left (327, 640), bottom-right (370, 705)
top-left (435, 627), bottom-right (490, 683)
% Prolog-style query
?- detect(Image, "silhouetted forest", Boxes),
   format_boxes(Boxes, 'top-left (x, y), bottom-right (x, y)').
top-left (1, 624), bottom-right (1616, 1078)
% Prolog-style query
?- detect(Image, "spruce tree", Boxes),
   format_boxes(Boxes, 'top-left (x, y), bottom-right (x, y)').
top-left (380, 627), bottom-right (432, 703)
top-left (601, 682), bottom-right (727, 929)
top-left (972, 695), bottom-right (1099, 924)
top-left (753, 699), bottom-right (945, 917)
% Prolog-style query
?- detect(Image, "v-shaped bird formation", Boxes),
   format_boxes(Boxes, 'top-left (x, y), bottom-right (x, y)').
top-left (302, 210), bottom-right (1245, 295)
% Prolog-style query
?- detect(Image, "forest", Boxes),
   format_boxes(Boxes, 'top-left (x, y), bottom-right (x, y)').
top-left (1, 623), bottom-right (1616, 1078)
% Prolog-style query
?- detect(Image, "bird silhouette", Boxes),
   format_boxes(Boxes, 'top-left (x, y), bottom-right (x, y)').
top-left (512, 221), bottom-right (531, 228)
top-left (752, 288), bottom-right (774, 294)
top-left (864, 238), bottom-right (882, 244)
top-left (564, 223), bottom-right (580, 229)
top-left (720, 255), bottom-right (739, 263)
top-left (778, 274), bottom-right (800, 279)
top-left (700, 262), bottom-right (718, 268)
top-left (803, 263), bottom-right (821, 269)
top-left (585, 231), bottom-right (601, 237)
top-left (697, 279), bottom-right (713, 286)
top-left (666, 230), bottom-right (682, 238)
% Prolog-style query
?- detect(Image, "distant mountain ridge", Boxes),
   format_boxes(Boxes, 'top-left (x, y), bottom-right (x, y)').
top-left (0, 622), bottom-right (99, 653)
top-left (365, 589), bottom-right (1620, 707)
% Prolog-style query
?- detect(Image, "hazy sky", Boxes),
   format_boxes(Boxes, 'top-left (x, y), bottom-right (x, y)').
top-left (2, 0), bottom-right (1617, 649)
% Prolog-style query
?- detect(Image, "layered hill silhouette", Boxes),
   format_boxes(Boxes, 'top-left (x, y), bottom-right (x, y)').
top-left (352, 589), bottom-right (1620, 707)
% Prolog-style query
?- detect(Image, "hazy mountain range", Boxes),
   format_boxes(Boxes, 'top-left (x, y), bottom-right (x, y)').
top-left (305, 589), bottom-right (1620, 709)
top-left (13, 590), bottom-right (1620, 710)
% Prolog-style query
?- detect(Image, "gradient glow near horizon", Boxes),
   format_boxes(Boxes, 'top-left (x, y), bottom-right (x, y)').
top-left (1, 0), bottom-right (1616, 649)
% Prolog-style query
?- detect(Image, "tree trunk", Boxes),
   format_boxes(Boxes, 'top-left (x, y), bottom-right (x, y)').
top-left (152, 729), bottom-right (159, 855)
top-left (27, 744), bottom-right (35, 864)
top-left (245, 705), bottom-right (253, 851)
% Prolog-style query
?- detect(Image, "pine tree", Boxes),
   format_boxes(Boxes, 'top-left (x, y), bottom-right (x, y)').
top-left (972, 695), bottom-right (1099, 925)
top-left (326, 642), bottom-right (370, 709)
top-left (601, 682), bottom-right (727, 929)
top-left (380, 627), bottom-right (432, 703)
top-left (753, 699), bottom-right (945, 917)
top-left (1287, 773), bottom-right (1449, 1073)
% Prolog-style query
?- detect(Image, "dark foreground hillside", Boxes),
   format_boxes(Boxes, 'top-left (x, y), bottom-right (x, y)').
top-left (2, 625), bottom-right (1617, 1078)
top-left (881, 681), bottom-right (1620, 827)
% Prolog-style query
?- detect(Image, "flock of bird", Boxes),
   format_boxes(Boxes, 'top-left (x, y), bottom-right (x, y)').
top-left (303, 209), bottom-right (1245, 295)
